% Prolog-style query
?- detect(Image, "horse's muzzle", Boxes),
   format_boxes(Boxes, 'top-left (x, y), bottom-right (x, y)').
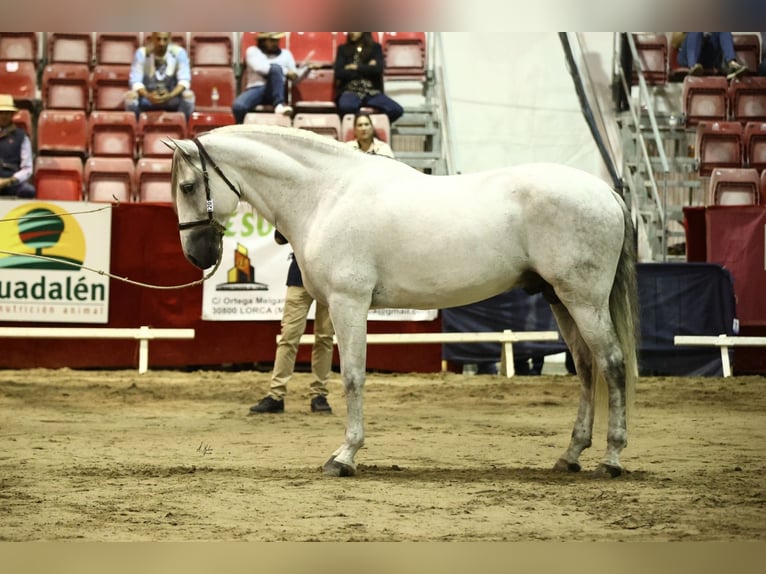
top-left (183, 226), bottom-right (223, 270)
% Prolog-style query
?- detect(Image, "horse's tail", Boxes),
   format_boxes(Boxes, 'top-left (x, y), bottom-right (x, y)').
top-left (609, 192), bottom-right (640, 422)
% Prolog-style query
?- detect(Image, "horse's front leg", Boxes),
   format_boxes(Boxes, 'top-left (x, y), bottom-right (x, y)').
top-left (322, 294), bottom-right (369, 477)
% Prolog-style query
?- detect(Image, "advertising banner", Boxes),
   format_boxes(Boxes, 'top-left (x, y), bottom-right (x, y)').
top-left (0, 200), bottom-right (112, 323)
top-left (202, 203), bottom-right (436, 321)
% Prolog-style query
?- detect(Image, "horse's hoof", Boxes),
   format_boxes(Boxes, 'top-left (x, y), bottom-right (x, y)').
top-left (553, 458), bottom-right (581, 473)
top-left (593, 463), bottom-right (622, 478)
top-left (323, 456), bottom-right (356, 477)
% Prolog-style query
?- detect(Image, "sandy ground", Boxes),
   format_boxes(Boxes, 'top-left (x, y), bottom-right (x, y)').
top-left (1, 368), bottom-right (765, 542)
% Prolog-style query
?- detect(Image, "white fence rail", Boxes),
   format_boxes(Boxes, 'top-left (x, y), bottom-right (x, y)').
top-left (288, 329), bottom-right (560, 378)
top-left (674, 335), bottom-right (766, 377)
top-left (0, 326), bottom-right (195, 374)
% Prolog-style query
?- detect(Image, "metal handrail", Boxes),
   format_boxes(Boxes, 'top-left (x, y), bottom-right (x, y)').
top-left (434, 32), bottom-right (457, 175)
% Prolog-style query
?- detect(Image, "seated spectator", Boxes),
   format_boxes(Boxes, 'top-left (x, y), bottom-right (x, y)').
top-left (233, 32), bottom-right (296, 123)
top-left (345, 112), bottom-right (394, 158)
top-left (672, 32), bottom-right (748, 79)
top-left (334, 32), bottom-right (404, 125)
top-left (0, 94), bottom-right (35, 199)
top-left (126, 32), bottom-right (194, 120)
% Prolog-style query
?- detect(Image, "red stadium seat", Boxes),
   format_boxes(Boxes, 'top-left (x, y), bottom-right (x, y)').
top-left (341, 112), bottom-right (390, 143)
top-left (95, 33), bottom-right (140, 67)
top-left (189, 33), bottom-right (234, 67)
top-left (761, 170), bottom-right (766, 203)
top-left (381, 32), bottom-right (427, 79)
top-left (137, 111), bottom-right (187, 157)
top-left (631, 33), bottom-right (668, 85)
top-left (12, 108), bottom-right (32, 135)
top-left (683, 75), bottom-right (728, 126)
top-left (291, 68), bottom-right (336, 113)
top-left (136, 157), bottom-right (173, 203)
top-left (89, 111), bottom-right (137, 158)
top-left (695, 121), bottom-right (743, 176)
top-left (84, 156), bottom-right (135, 203)
top-left (36, 109), bottom-right (88, 157)
top-left (292, 113), bottom-right (341, 139)
top-left (191, 66), bottom-right (236, 112)
top-left (668, 41), bottom-right (689, 81)
top-left (91, 65), bottom-right (130, 111)
top-left (728, 76), bottom-right (766, 123)
top-left (243, 112), bottom-right (291, 127)
top-left (188, 111), bottom-right (236, 137)
top-left (34, 156), bottom-right (84, 201)
top-left (47, 33), bottom-right (93, 66)
top-left (733, 33), bottom-right (761, 74)
top-left (41, 63), bottom-right (91, 110)
top-left (0, 33), bottom-right (39, 65)
top-left (0, 61), bottom-right (38, 110)
top-left (709, 167), bottom-right (760, 206)
top-left (744, 121), bottom-right (766, 173)
top-left (288, 32), bottom-right (336, 67)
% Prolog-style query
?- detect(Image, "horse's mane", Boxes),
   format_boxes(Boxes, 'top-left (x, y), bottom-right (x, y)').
top-left (203, 123), bottom-right (358, 156)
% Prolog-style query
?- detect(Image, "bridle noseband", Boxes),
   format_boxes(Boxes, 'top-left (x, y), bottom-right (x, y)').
top-left (177, 137), bottom-right (242, 232)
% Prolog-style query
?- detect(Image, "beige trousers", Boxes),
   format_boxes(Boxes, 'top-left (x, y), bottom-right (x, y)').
top-left (268, 286), bottom-right (334, 399)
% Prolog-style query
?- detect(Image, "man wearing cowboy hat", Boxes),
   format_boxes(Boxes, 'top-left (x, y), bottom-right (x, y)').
top-left (232, 32), bottom-right (298, 123)
top-left (0, 94), bottom-right (35, 199)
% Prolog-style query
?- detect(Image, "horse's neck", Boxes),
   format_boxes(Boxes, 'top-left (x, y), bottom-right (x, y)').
top-left (218, 132), bottom-right (338, 238)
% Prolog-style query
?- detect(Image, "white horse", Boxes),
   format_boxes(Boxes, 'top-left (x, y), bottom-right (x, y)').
top-left (167, 124), bottom-right (638, 478)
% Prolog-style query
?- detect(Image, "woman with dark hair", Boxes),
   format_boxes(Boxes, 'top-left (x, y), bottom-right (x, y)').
top-left (346, 112), bottom-right (394, 158)
top-left (334, 32), bottom-right (403, 124)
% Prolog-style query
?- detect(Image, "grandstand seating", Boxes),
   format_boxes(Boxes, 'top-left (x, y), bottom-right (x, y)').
top-left (34, 155), bottom-right (84, 200)
top-left (381, 32), bottom-right (427, 79)
top-left (36, 110), bottom-right (88, 157)
top-left (683, 75), bottom-right (728, 126)
top-left (291, 68), bottom-right (336, 113)
top-left (289, 32), bottom-right (336, 67)
top-left (761, 170), bottom-right (766, 201)
top-left (84, 156), bottom-right (135, 203)
top-left (41, 63), bottom-right (91, 110)
top-left (631, 33), bottom-right (668, 85)
top-left (95, 33), bottom-right (140, 67)
top-left (189, 33), bottom-right (234, 67)
top-left (91, 65), bottom-right (130, 111)
top-left (188, 110), bottom-right (235, 137)
top-left (191, 66), bottom-right (236, 112)
top-left (292, 113), bottom-right (341, 139)
top-left (0, 61), bottom-right (38, 110)
top-left (136, 157), bottom-right (173, 203)
top-left (243, 112), bottom-right (291, 127)
top-left (47, 33), bottom-right (93, 66)
top-left (341, 112), bottom-right (391, 142)
top-left (0, 33), bottom-right (39, 65)
top-left (137, 111), bottom-right (187, 157)
top-left (733, 33), bottom-right (761, 74)
top-left (89, 111), bottom-right (136, 158)
top-left (695, 121), bottom-right (743, 176)
top-left (728, 76), bottom-right (766, 123)
top-left (709, 167), bottom-right (761, 205)
top-left (744, 121), bottom-right (766, 173)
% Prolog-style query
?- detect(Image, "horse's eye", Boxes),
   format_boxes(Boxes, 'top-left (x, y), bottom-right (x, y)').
top-left (181, 182), bottom-right (195, 195)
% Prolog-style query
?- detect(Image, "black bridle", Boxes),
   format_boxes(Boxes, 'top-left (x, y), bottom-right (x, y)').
top-left (177, 137), bottom-right (242, 232)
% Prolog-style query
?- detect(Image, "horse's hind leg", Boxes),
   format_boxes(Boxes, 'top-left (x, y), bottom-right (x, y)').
top-left (565, 304), bottom-right (628, 477)
top-left (550, 303), bottom-right (597, 473)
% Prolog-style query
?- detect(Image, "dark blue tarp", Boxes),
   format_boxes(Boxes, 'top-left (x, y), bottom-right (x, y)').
top-left (441, 263), bottom-right (737, 377)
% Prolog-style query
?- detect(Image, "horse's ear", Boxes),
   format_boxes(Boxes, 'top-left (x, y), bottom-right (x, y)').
top-left (165, 138), bottom-right (196, 161)
top-left (162, 138), bottom-right (179, 151)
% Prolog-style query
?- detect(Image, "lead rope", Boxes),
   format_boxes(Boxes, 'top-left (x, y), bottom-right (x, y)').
top-left (0, 201), bottom-right (224, 290)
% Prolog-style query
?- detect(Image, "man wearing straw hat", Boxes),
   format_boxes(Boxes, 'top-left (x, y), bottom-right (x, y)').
top-left (0, 94), bottom-right (35, 199)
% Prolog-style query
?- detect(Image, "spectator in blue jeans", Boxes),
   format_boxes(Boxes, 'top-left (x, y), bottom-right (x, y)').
top-left (759, 32), bottom-right (766, 76)
top-left (0, 95), bottom-right (35, 199)
top-left (673, 32), bottom-right (748, 79)
top-left (126, 32), bottom-right (194, 120)
top-left (334, 32), bottom-right (403, 125)
top-left (233, 32), bottom-right (297, 123)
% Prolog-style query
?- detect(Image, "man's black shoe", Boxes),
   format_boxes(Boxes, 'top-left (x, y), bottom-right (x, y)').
top-left (310, 395), bottom-right (332, 413)
top-left (249, 396), bottom-right (284, 414)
